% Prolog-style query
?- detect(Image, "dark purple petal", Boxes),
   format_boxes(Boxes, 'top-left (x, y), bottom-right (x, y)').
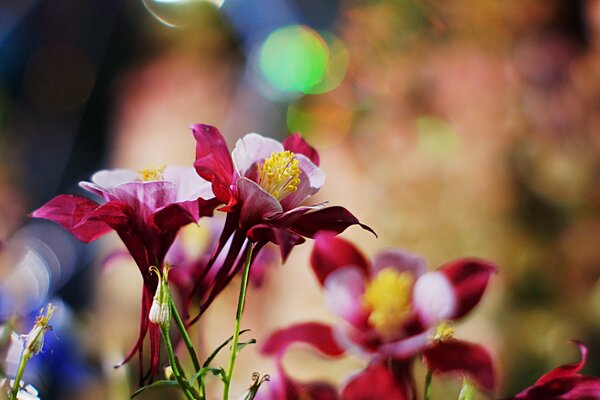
top-left (260, 322), bottom-right (346, 358)
top-left (237, 178), bottom-right (283, 229)
top-left (290, 206), bottom-right (376, 238)
top-left (283, 133), bottom-right (320, 166)
top-left (510, 342), bottom-right (600, 400)
top-left (310, 233), bottom-right (370, 286)
top-left (192, 124), bottom-right (235, 205)
top-left (31, 194), bottom-right (114, 242)
top-left (247, 224), bottom-right (305, 262)
top-left (422, 339), bottom-right (497, 393)
top-left (438, 258), bottom-right (497, 320)
top-left (341, 361), bottom-right (411, 400)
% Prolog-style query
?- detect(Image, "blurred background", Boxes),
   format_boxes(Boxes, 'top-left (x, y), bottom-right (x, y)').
top-left (1, 0), bottom-right (600, 398)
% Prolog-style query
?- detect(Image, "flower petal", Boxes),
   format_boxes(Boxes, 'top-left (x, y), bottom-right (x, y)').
top-left (323, 267), bottom-right (369, 327)
top-left (341, 361), bottom-right (412, 400)
top-left (237, 178), bottom-right (283, 229)
top-left (163, 166), bottom-right (215, 202)
top-left (280, 153), bottom-right (326, 209)
top-left (412, 271), bottom-right (457, 325)
top-left (310, 233), bottom-right (370, 286)
top-left (79, 168), bottom-right (138, 198)
top-left (231, 132), bottom-right (283, 176)
top-left (31, 195), bottom-right (113, 242)
top-left (192, 124), bottom-right (235, 204)
top-left (260, 322), bottom-right (346, 358)
top-left (283, 133), bottom-right (320, 166)
top-left (422, 339), bottom-right (497, 393)
top-left (535, 341), bottom-right (587, 384)
top-left (246, 225), bottom-right (305, 261)
top-left (372, 250), bottom-right (426, 277)
top-left (291, 206), bottom-right (376, 238)
top-left (438, 258), bottom-right (497, 320)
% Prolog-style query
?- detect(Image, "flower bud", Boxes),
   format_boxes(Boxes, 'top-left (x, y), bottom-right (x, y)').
top-left (148, 265), bottom-right (171, 327)
top-left (23, 304), bottom-right (56, 359)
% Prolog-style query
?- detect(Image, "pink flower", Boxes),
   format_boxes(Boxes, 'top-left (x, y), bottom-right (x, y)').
top-left (188, 125), bottom-right (373, 321)
top-left (259, 234), bottom-right (497, 398)
top-left (509, 341), bottom-right (600, 399)
top-left (31, 166), bottom-right (216, 382)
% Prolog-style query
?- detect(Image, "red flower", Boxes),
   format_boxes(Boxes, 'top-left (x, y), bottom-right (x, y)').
top-left (188, 125), bottom-right (373, 322)
top-left (509, 341), bottom-right (600, 399)
top-left (31, 166), bottom-right (217, 382)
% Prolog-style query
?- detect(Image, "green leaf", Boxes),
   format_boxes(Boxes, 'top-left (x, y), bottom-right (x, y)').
top-left (202, 329), bottom-right (251, 368)
top-left (130, 380), bottom-right (179, 398)
top-left (189, 367), bottom-right (225, 385)
top-left (236, 339), bottom-right (257, 352)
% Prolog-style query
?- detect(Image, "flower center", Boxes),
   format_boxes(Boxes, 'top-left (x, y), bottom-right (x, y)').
top-left (139, 165), bottom-right (166, 182)
top-left (433, 321), bottom-right (454, 342)
top-left (257, 150), bottom-right (301, 200)
top-left (362, 269), bottom-right (413, 336)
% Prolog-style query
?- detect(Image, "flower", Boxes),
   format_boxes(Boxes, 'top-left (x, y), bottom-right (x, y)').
top-left (188, 125), bottom-right (373, 321)
top-left (258, 322), bottom-right (344, 400)
top-left (31, 166), bottom-right (216, 382)
top-left (260, 234), bottom-right (497, 398)
top-left (508, 341), bottom-right (600, 399)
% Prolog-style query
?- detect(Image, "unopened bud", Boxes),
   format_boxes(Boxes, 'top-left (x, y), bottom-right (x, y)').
top-left (148, 265), bottom-right (171, 327)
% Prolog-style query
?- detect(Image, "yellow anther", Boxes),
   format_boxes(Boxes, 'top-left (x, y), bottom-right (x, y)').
top-left (362, 269), bottom-right (413, 336)
top-left (257, 150), bottom-right (301, 200)
top-left (434, 321), bottom-right (455, 342)
top-left (139, 165), bottom-right (166, 182)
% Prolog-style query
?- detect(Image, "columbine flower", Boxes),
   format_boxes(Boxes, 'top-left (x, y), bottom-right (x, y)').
top-left (31, 166), bottom-right (216, 382)
top-left (508, 341), bottom-right (600, 399)
top-left (260, 234), bottom-right (497, 398)
top-left (189, 124), bottom-right (374, 321)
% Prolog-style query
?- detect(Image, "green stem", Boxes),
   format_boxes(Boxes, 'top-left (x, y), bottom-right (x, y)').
top-left (424, 369), bottom-right (433, 400)
top-left (223, 244), bottom-right (254, 400)
top-left (9, 354), bottom-right (29, 400)
top-left (170, 299), bottom-right (202, 388)
top-left (160, 325), bottom-right (196, 400)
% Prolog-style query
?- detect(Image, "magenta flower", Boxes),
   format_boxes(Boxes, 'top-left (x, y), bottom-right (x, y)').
top-left (509, 341), bottom-right (600, 400)
top-left (260, 233), bottom-right (497, 398)
top-left (31, 166), bottom-right (217, 382)
top-left (189, 125), bottom-right (373, 321)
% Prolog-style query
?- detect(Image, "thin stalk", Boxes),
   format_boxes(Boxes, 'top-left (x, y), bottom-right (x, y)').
top-left (9, 354), bottom-right (29, 400)
top-left (424, 369), bottom-right (433, 400)
top-left (160, 325), bottom-right (196, 400)
top-left (223, 245), bottom-right (254, 400)
top-left (170, 299), bottom-right (202, 387)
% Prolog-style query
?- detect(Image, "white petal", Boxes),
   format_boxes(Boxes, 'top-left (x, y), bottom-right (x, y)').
top-left (324, 266), bottom-right (366, 326)
top-left (163, 166), bottom-right (214, 202)
top-left (412, 272), bottom-right (456, 325)
top-left (231, 133), bottom-right (283, 176)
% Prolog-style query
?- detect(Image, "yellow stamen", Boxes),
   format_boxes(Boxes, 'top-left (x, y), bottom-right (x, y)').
top-left (257, 150), bottom-right (301, 200)
top-left (434, 321), bottom-right (455, 342)
top-left (139, 165), bottom-right (166, 182)
top-left (362, 269), bottom-right (413, 336)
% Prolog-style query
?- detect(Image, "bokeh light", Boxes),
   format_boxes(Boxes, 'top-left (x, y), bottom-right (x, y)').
top-left (259, 25), bottom-right (329, 95)
top-left (141, 0), bottom-right (224, 28)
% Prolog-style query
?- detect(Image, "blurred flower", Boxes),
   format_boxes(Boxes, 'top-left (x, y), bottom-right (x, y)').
top-left (188, 125), bottom-right (373, 322)
top-left (260, 234), bottom-right (497, 398)
top-left (0, 378), bottom-right (40, 400)
top-left (31, 166), bottom-right (216, 382)
top-left (509, 341), bottom-right (600, 399)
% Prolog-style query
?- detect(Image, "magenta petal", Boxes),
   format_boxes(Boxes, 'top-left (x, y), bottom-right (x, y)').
top-left (535, 341), bottom-right (587, 384)
top-left (247, 225), bottom-right (305, 261)
top-left (260, 322), bottom-right (346, 358)
top-left (324, 267), bottom-right (368, 327)
top-left (422, 339), bottom-right (497, 393)
top-left (310, 233), bottom-right (370, 286)
top-left (341, 362), bottom-right (411, 400)
top-left (192, 124), bottom-right (235, 204)
top-left (237, 178), bottom-right (283, 229)
top-left (291, 206), bottom-right (376, 238)
top-left (151, 201), bottom-right (199, 233)
top-left (283, 133), bottom-right (320, 166)
top-left (438, 258), bottom-right (497, 320)
top-left (31, 194), bottom-right (113, 242)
